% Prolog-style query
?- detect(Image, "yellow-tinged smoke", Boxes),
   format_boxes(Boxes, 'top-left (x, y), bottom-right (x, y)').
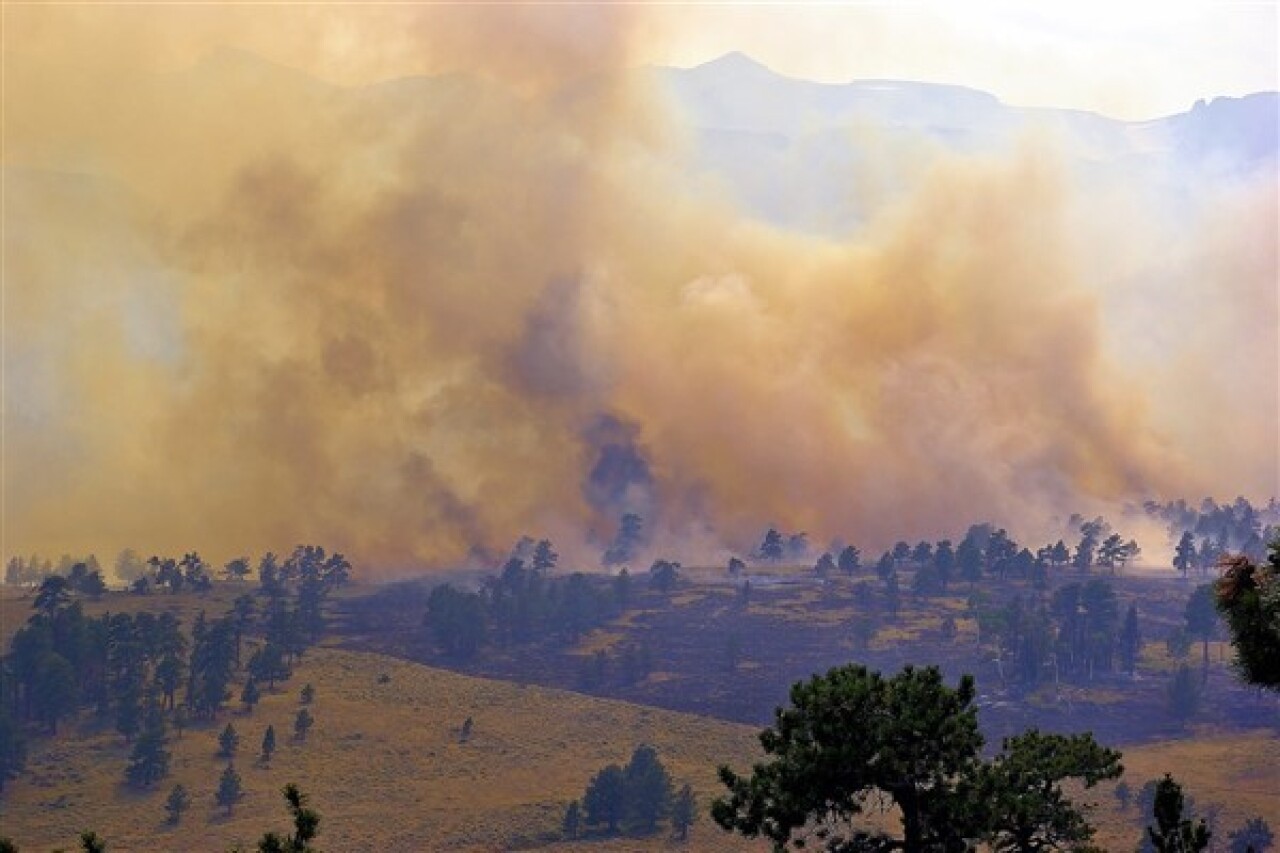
top-left (3, 7), bottom-right (1275, 572)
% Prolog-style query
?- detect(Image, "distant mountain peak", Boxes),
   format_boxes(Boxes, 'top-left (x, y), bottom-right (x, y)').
top-left (695, 51), bottom-right (778, 77)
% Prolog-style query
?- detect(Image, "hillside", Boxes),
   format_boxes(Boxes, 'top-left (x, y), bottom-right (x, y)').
top-left (1, 645), bottom-right (765, 852)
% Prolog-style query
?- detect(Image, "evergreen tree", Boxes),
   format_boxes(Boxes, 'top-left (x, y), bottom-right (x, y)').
top-left (1228, 817), bottom-right (1274, 853)
top-left (1174, 532), bottom-right (1198, 579)
top-left (758, 529), bottom-right (784, 563)
top-left (838, 545), bottom-right (862, 576)
top-left (257, 783), bottom-right (321, 853)
top-left (562, 800), bottom-right (581, 839)
top-left (262, 725), bottom-right (277, 763)
top-left (79, 831), bottom-right (107, 853)
top-left (714, 665), bottom-right (984, 852)
top-left (242, 678), bottom-right (261, 712)
top-left (31, 651), bottom-right (78, 734)
top-left (300, 683), bottom-right (314, 705)
top-left (216, 763), bottom-right (242, 816)
top-left (973, 729), bottom-right (1122, 852)
top-left (1184, 584), bottom-right (1218, 681)
top-left (164, 783), bottom-right (191, 825)
top-left (125, 711), bottom-right (170, 789)
top-left (218, 722), bottom-right (240, 758)
top-left (583, 764), bottom-right (627, 834)
top-left (294, 708), bottom-right (314, 741)
top-left (623, 744), bottom-right (674, 834)
top-left (1146, 775), bottom-right (1210, 853)
top-left (671, 783), bottom-right (697, 841)
top-left (1215, 546), bottom-right (1280, 690)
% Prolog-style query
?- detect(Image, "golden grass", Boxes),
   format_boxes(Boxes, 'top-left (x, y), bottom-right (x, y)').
top-left (3, 647), bottom-right (767, 852)
top-left (1089, 731), bottom-right (1280, 850)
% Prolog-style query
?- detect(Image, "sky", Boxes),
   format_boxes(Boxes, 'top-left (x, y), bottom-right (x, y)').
top-left (3, 3), bottom-right (1277, 571)
top-left (5, 3), bottom-right (1277, 118)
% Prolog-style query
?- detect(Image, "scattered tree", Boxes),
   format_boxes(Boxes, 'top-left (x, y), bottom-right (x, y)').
top-left (1228, 817), bottom-right (1274, 853)
top-left (216, 763), bottom-right (243, 816)
top-left (256, 783), bottom-right (321, 853)
top-left (218, 723), bottom-right (240, 759)
top-left (1146, 775), bottom-right (1210, 853)
top-left (671, 783), bottom-right (697, 841)
top-left (562, 800), bottom-right (581, 840)
top-left (294, 708), bottom-right (314, 741)
top-left (262, 725), bottom-right (277, 763)
top-left (164, 783), bottom-right (191, 825)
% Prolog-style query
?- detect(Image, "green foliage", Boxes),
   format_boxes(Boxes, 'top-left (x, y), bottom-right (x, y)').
top-left (623, 744), bottom-right (674, 834)
top-left (562, 800), bottom-right (581, 839)
top-left (1215, 545), bottom-right (1280, 690)
top-left (1146, 775), bottom-right (1210, 853)
top-left (218, 723), bottom-right (240, 758)
top-left (972, 729), bottom-right (1122, 852)
top-left (425, 584), bottom-right (487, 659)
top-left (300, 683), bottom-right (314, 705)
top-left (713, 664), bottom-right (984, 851)
top-left (583, 764), bottom-right (626, 833)
top-left (125, 711), bottom-right (170, 789)
top-left (79, 831), bottom-right (107, 853)
top-left (671, 784), bottom-right (697, 841)
top-left (1228, 817), bottom-right (1274, 853)
top-left (164, 783), bottom-right (191, 825)
top-left (262, 725), bottom-right (277, 762)
top-left (216, 763), bottom-right (243, 815)
top-left (257, 784), bottom-right (321, 853)
top-left (294, 708), bottom-right (314, 741)
top-left (648, 560), bottom-right (680, 593)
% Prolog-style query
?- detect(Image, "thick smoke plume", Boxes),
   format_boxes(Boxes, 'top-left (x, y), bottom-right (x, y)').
top-left (4, 7), bottom-right (1276, 572)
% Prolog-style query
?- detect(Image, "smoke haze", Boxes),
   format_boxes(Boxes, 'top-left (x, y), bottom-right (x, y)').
top-left (4, 7), bottom-right (1276, 572)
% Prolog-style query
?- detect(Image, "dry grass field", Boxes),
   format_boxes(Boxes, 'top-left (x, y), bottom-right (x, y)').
top-left (2, 646), bottom-right (767, 852)
top-left (2, 637), bottom-right (1276, 851)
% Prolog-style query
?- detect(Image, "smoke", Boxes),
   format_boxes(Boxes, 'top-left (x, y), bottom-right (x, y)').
top-left (4, 7), bottom-right (1276, 572)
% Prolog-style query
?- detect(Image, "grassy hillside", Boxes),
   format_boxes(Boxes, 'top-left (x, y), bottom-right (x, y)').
top-left (3, 640), bottom-right (1276, 851)
top-left (1, 646), bottom-right (766, 852)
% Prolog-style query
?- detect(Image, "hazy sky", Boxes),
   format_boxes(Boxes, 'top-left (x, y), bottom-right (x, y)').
top-left (7, 3), bottom-right (1277, 119)
top-left (644, 3), bottom-right (1279, 118)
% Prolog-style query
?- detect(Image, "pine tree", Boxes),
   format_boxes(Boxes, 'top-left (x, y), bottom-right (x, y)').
top-left (218, 722), bottom-right (240, 758)
top-left (256, 783), bottom-right (321, 852)
top-left (79, 831), bottom-right (107, 853)
top-left (671, 783), bottom-right (697, 841)
top-left (262, 725), bottom-right (277, 763)
top-left (216, 763), bottom-right (242, 816)
top-left (1146, 775), bottom-right (1210, 853)
top-left (242, 678), bottom-right (261, 712)
top-left (623, 744), bottom-right (673, 834)
top-left (583, 764), bottom-right (626, 834)
top-left (164, 783), bottom-right (191, 825)
top-left (294, 708), bottom-right (314, 741)
top-left (300, 683), bottom-right (314, 705)
top-left (562, 800), bottom-right (581, 839)
top-left (1228, 817), bottom-right (1274, 853)
top-left (125, 711), bottom-right (170, 789)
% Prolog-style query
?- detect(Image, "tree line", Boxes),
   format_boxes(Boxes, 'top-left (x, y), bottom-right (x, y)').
top-left (0, 545), bottom-right (347, 799)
